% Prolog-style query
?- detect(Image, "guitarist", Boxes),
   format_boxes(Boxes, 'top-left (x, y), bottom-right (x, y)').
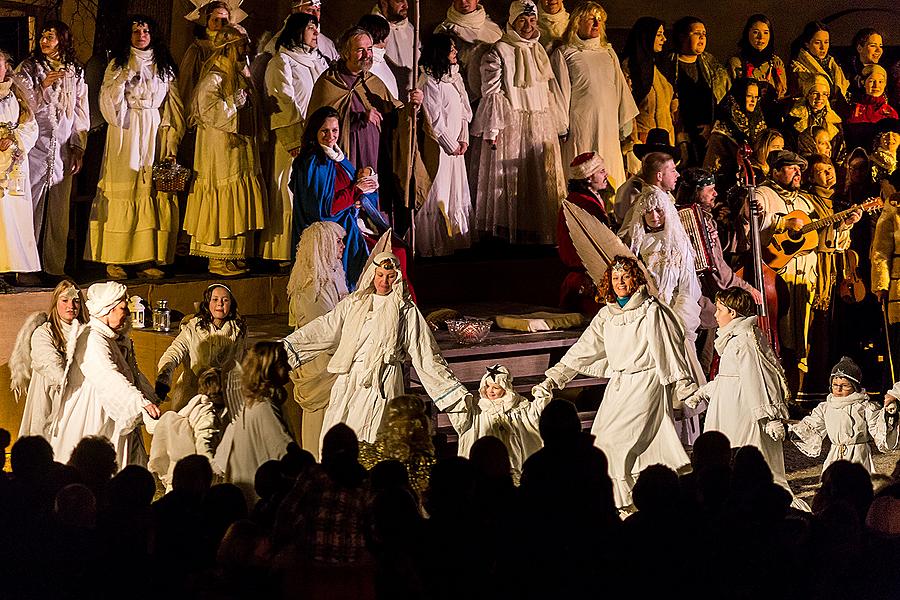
top-left (753, 149), bottom-right (860, 396)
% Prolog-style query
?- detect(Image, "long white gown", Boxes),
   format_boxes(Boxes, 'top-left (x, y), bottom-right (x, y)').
top-left (471, 28), bottom-right (567, 244)
top-left (14, 57), bottom-right (89, 275)
top-left (543, 286), bottom-right (694, 508)
top-left (551, 39), bottom-right (639, 188)
top-left (415, 67), bottom-right (472, 257)
top-left (50, 318), bottom-right (155, 467)
top-left (259, 47), bottom-right (325, 261)
top-left (0, 82), bottom-right (39, 273)
top-left (13, 317), bottom-right (70, 438)
top-left (85, 49), bottom-right (184, 265)
top-left (698, 316), bottom-right (792, 490)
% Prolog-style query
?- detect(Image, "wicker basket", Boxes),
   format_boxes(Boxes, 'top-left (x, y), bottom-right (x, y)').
top-left (152, 159), bottom-right (191, 193)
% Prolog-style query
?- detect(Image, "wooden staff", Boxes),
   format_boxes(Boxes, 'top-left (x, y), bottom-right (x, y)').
top-left (883, 298), bottom-right (897, 383)
top-left (406, 0), bottom-right (420, 256)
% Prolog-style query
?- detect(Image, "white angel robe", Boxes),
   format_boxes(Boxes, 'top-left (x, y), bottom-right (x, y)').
top-left (370, 48), bottom-right (400, 100)
top-left (416, 67), bottom-right (472, 257)
top-left (790, 391), bottom-right (899, 474)
top-left (698, 316), bottom-right (792, 490)
top-left (260, 47), bottom-right (326, 261)
top-left (14, 57), bottom-right (89, 275)
top-left (471, 28), bottom-right (567, 244)
top-left (543, 286), bottom-right (695, 508)
top-left (50, 318), bottom-right (155, 467)
top-left (214, 399), bottom-right (294, 503)
top-left (283, 290), bottom-right (469, 446)
top-left (15, 318), bottom-right (73, 438)
top-left (457, 392), bottom-right (549, 482)
top-left (148, 392), bottom-right (219, 491)
top-left (86, 49), bottom-right (185, 266)
top-left (0, 84), bottom-right (39, 273)
top-left (551, 38), bottom-right (639, 188)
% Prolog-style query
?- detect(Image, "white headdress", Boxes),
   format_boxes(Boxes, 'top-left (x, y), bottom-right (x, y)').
top-left (86, 282), bottom-right (128, 318)
top-left (184, 0), bottom-right (248, 25)
top-left (508, 0), bottom-right (538, 25)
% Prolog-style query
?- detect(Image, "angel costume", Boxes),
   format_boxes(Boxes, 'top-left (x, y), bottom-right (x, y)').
top-left (537, 4), bottom-right (569, 51)
top-left (282, 252), bottom-right (470, 445)
top-left (148, 392), bottom-right (219, 491)
top-left (85, 48), bottom-right (185, 266)
top-left (259, 44), bottom-right (326, 261)
top-left (471, 10), bottom-right (567, 244)
top-left (434, 3), bottom-right (502, 100)
top-left (50, 283), bottom-right (156, 467)
top-left (287, 222), bottom-right (349, 458)
top-left (456, 365), bottom-right (549, 482)
top-left (416, 64), bottom-right (472, 257)
top-left (694, 315), bottom-right (792, 490)
top-left (536, 285), bottom-right (697, 508)
top-left (551, 36), bottom-right (639, 187)
top-left (0, 77), bottom-right (39, 274)
top-left (15, 55), bottom-right (89, 275)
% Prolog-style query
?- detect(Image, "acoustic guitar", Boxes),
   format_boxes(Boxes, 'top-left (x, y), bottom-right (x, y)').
top-left (763, 198), bottom-right (883, 270)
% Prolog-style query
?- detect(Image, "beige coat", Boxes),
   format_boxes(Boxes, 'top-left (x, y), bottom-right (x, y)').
top-left (622, 60), bottom-right (676, 144)
top-left (872, 200), bottom-right (900, 323)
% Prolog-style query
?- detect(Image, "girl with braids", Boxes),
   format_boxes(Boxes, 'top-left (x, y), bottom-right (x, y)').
top-left (15, 20), bottom-right (89, 277)
top-left (214, 341), bottom-right (296, 503)
top-left (155, 283), bottom-right (247, 412)
top-left (85, 15), bottom-right (185, 280)
top-left (10, 280), bottom-right (87, 438)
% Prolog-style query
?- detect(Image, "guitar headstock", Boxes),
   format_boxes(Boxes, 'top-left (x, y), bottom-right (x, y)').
top-left (862, 197), bottom-right (885, 213)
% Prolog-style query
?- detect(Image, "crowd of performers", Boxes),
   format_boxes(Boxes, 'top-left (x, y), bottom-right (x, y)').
top-left (9, 0), bottom-right (900, 518)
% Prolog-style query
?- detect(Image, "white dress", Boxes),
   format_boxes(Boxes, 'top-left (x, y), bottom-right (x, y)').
top-left (415, 67), bottom-right (472, 257)
top-left (471, 29), bottom-right (567, 244)
top-left (790, 391), bottom-right (898, 474)
top-left (14, 57), bottom-right (89, 275)
top-left (698, 316), bottom-right (792, 490)
top-left (50, 318), bottom-right (155, 467)
top-left (14, 318), bottom-right (71, 438)
top-left (260, 47), bottom-right (325, 261)
top-left (147, 392), bottom-right (219, 491)
top-left (283, 288), bottom-right (469, 446)
top-left (86, 49), bottom-right (184, 265)
top-left (551, 39), bottom-right (639, 188)
top-left (0, 83), bottom-right (39, 272)
top-left (543, 286), bottom-right (694, 508)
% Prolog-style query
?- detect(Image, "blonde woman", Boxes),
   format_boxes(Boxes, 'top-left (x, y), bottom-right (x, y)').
top-left (286, 221), bottom-right (348, 457)
top-left (10, 280), bottom-right (87, 438)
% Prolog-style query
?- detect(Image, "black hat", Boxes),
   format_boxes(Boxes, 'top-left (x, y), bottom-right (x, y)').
top-left (767, 149), bottom-right (808, 171)
top-left (830, 356), bottom-right (862, 391)
top-left (634, 128), bottom-right (679, 160)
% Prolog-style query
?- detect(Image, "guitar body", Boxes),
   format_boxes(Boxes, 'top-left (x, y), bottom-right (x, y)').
top-left (763, 210), bottom-right (820, 270)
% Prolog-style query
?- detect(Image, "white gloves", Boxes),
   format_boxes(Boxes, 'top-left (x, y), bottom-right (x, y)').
top-left (531, 379), bottom-right (555, 404)
top-left (764, 420), bottom-right (786, 441)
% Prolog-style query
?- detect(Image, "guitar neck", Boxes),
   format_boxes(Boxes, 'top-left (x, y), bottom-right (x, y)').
top-left (800, 205), bottom-right (861, 234)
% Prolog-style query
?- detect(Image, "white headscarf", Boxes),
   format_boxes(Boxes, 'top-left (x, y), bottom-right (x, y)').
top-left (86, 282), bottom-right (128, 317)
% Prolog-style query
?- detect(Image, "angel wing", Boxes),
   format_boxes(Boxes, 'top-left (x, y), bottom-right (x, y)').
top-left (562, 200), bottom-right (658, 297)
top-left (355, 229), bottom-right (393, 289)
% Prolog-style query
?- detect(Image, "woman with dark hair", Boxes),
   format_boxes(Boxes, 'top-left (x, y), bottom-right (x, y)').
top-left (155, 283), bottom-right (247, 412)
top-left (14, 20), bottom-right (89, 277)
top-left (789, 21), bottom-right (850, 110)
top-left (704, 77), bottom-right (766, 178)
top-left (290, 105), bottom-right (378, 285)
top-left (727, 14), bottom-right (787, 119)
top-left (415, 33), bottom-right (472, 257)
top-left (259, 12), bottom-right (327, 264)
top-left (85, 15), bottom-right (185, 280)
top-left (845, 27), bottom-right (884, 101)
top-left (621, 17), bottom-right (675, 144)
top-left (533, 255), bottom-right (700, 510)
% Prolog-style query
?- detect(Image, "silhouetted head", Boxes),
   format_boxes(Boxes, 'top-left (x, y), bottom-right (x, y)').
top-left (254, 460), bottom-right (285, 500)
top-left (172, 454), bottom-right (214, 498)
top-left (469, 435), bottom-right (512, 481)
top-left (108, 465), bottom-right (155, 508)
top-left (632, 464), bottom-right (680, 514)
top-left (11, 435), bottom-right (54, 481)
top-left (538, 399), bottom-right (581, 447)
top-left (68, 436), bottom-right (117, 489)
top-left (54, 483), bottom-right (97, 529)
top-left (691, 430), bottom-right (732, 471)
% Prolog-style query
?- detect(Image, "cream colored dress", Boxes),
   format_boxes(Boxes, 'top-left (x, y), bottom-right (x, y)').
top-left (0, 82), bottom-right (39, 273)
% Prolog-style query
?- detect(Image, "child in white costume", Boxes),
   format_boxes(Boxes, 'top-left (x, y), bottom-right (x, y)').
top-left (456, 365), bottom-right (549, 481)
top-left (685, 288), bottom-right (792, 491)
top-left (790, 357), bottom-right (899, 475)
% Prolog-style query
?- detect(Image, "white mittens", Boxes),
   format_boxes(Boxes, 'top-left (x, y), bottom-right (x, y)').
top-left (764, 420), bottom-right (786, 441)
top-left (531, 379), bottom-right (555, 404)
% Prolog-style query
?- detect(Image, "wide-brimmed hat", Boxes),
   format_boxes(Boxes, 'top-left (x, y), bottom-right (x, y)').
top-left (634, 128), bottom-right (678, 160)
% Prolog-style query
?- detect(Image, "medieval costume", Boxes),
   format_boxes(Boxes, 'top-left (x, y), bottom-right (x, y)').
top-left (434, 3), bottom-right (503, 99)
top-left (536, 2), bottom-right (568, 51)
top-left (372, 3), bottom-right (417, 94)
top-left (703, 78), bottom-right (766, 181)
top-left (148, 391), bottom-right (220, 491)
top-left (622, 17), bottom-right (676, 146)
top-left (844, 64), bottom-right (898, 152)
top-left (790, 47), bottom-right (850, 110)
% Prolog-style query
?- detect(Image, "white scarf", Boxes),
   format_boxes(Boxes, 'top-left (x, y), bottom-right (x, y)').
top-left (500, 25), bottom-right (553, 88)
top-left (538, 7), bottom-right (569, 40)
top-left (372, 46), bottom-right (387, 65)
top-left (570, 34), bottom-right (606, 52)
top-left (445, 5), bottom-right (488, 31)
top-left (320, 143), bottom-right (345, 163)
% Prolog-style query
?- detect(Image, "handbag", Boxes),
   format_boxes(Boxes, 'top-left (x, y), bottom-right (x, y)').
top-left (152, 158), bottom-right (191, 193)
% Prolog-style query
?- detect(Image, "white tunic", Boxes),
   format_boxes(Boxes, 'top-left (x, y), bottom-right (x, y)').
top-left (0, 85), bottom-right (39, 272)
top-left (260, 48), bottom-right (325, 261)
top-left (544, 287), bottom-right (694, 508)
top-left (699, 316), bottom-right (792, 490)
top-left (86, 50), bottom-right (184, 265)
top-left (435, 6), bottom-right (503, 99)
top-left (551, 40), bottom-right (639, 188)
top-left (50, 318), bottom-right (155, 467)
top-left (369, 50), bottom-right (399, 99)
top-left (416, 68), bottom-right (472, 257)
top-left (17, 320), bottom-right (70, 438)
top-left (790, 391), bottom-right (898, 474)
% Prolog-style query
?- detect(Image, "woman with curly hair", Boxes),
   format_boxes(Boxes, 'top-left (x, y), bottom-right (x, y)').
top-left (85, 15), bottom-right (185, 280)
top-left (533, 255), bottom-right (699, 510)
top-left (214, 341), bottom-right (296, 503)
top-left (155, 283), bottom-right (246, 412)
top-left (15, 20), bottom-right (89, 277)
top-left (10, 279), bottom-right (87, 438)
